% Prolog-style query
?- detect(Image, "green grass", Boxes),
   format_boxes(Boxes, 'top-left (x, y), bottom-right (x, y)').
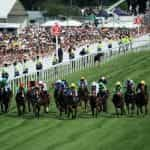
top-left (0, 50), bottom-right (150, 150)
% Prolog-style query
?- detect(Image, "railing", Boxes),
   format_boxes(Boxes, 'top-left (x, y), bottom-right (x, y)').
top-left (9, 42), bottom-right (150, 94)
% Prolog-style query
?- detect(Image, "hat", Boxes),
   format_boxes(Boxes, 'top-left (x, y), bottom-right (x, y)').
top-left (70, 83), bottom-right (76, 88)
top-left (92, 82), bottom-right (97, 86)
top-left (81, 76), bottom-right (85, 80)
top-left (140, 80), bottom-right (145, 85)
top-left (116, 81), bottom-right (121, 86)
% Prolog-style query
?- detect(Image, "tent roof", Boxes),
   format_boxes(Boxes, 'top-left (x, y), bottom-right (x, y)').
top-left (42, 20), bottom-right (82, 27)
top-left (0, 0), bottom-right (17, 19)
top-left (0, 23), bottom-right (20, 29)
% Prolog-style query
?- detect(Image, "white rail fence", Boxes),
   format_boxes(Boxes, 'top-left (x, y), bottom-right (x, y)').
top-left (9, 43), bottom-right (150, 94)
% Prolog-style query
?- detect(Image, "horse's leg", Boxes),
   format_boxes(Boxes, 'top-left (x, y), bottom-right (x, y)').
top-left (37, 106), bottom-right (40, 120)
top-left (140, 106), bottom-right (143, 114)
top-left (91, 107), bottom-right (94, 117)
top-left (67, 107), bottom-right (71, 118)
top-left (96, 107), bottom-right (98, 118)
top-left (23, 103), bottom-right (26, 114)
top-left (126, 103), bottom-right (129, 115)
top-left (74, 107), bottom-right (77, 119)
top-left (27, 100), bottom-right (31, 112)
top-left (137, 106), bottom-right (139, 116)
top-left (5, 103), bottom-right (9, 113)
top-left (121, 106), bottom-right (125, 116)
top-left (145, 104), bottom-right (148, 115)
top-left (116, 108), bottom-right (119, 116)
top-left (84, 100), bottom-right (87, 112)
top-left (1, 103), bottom-right (4, 113)
top-left (17, 104), bottom-right (21, 116)
top-left (103, 99), bottom-right (107, 113)
top-left (131, 102), bottom-right (135, 115)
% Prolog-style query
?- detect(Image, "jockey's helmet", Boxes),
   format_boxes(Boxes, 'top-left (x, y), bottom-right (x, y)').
top-left (101, 76), bottom-right (105, 80)
top-left (81, 76), bottom-right (85, 80)
top-left (140, 80), bottom-right (145, 85)
top-left (92, 82), bottom-right (97, 87)
top-left (56, 80), bottom-right (62, 84)
top-left (116, 81), bottom-right (121, 86)
top-left (130, 80), bottom-right (134, 85)
top-left (70, 83), bottom-right (76, 88)
top-left (39, 81), bottom-right (43, 85)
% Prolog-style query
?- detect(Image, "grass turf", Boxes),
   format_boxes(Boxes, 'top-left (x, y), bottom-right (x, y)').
top-left (0, 50), bottom-right (150, 150)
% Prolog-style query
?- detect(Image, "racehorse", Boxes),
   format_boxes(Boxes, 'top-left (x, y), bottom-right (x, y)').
top-left (97, 90), bottom-right (109, 113)
top-left (27, 87), bottom-right (50, 119)
top-left (67, 91), bottom-right (80, 119)
top-left (112, 92), bottom-right (125, 116)
top-left (55, 87), bottom-right (68, 117)
top-left (15, 88), bottom-right (26, 116)
top-left (136, 85), bottom-right (149, 115)
top-left (78, 85), bottom-right (89, 112)
top-left (90, 90), bottom-right (102, 117)
top-left (124, 86), bottom-right (136, 114)
top-left (0, 87), bottom-right (12, 113)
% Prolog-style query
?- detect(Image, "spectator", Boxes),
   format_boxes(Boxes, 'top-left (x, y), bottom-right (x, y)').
top-left (58, 47), bottom-right (63, 63)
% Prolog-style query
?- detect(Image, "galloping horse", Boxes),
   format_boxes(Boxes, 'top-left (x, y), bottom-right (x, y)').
top-left (15, 88), bottom-right (26, 116)
top-left (97, 90), bottom-right (109, 113)
top-left (124, 85), bottom-right (136, 114)
top-left (27, 87), bottom-right (50, 119)
top-left (136, 84), bottom-right (149, 115)
top-left (54, 87), bottom-right (68, 117)
top-left (67, 90), bottom-right (80, 119)
top-left (90, 89), bottom-right (102, 117)
top-left (0, 87), bottom-right (12, 113)
top-left (78, 84), bottom-right (89, 112)
top-left (112, 92), bottom-right (125, 116)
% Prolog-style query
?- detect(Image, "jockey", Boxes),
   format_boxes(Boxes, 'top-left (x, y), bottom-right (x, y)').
top-left (55, 80), bottom-right (62, 90)
top-left (70, 83), bottom-right (78, 97)
top-left (91, 81), bottom-right (99, 96)
top-left (99, 81), bottom-right (107, 93)
top-left (16, 83), bottom-right (27, 94)
top-left (125, 79), bottom-right (135, 92)
top-left (98, 76), bottom-right (107, 85)
top-left (114, 81), bottom-right (123, 94)
top-left (136, 80), bottom-right (147, 94)
top-left (0, 78), bottom-right (11, 92)
top-left (61, 80), bottom-right (68, 89)
top-left (78, 76), bottom-right (88, 88)
top-left (39, 81), bottom-right (48, 93)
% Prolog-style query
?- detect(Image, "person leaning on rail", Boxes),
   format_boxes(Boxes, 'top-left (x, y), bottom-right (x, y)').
top-left (14, 61), bottom-right (20, 77)
top-left (1, 63), bottom-right (9, 80)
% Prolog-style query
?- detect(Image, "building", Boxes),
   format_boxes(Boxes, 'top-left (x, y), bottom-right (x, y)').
top-left (0, 0), bottom-right (27, 31)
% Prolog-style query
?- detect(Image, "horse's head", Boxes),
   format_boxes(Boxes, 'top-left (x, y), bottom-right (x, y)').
top-left (116, 92), bottom-right (122, 97)
top-left (19, 88), bottom-right (25, 98)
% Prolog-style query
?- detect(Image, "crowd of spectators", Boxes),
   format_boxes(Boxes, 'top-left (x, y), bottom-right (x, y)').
top-left (0, 24), bottom-right (148, 68)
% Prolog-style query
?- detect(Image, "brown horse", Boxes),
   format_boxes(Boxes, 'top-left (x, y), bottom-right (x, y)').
top-left (0, 87), bottom-right (12, 113)
top-left (136, 84), bottom-right (149, 115)
top-left (15, 88), bottom-right (26, 116)
top-left (67, 91), bottom-right (80, 119)
top-left (78, 85), bottom-right (89, 112)
top-left (124, 86), bottom-right (136, 115)
top-left (27, 87), bottom-right (50, 119)
top-left (112, 92), bottom-right (125, 116)
top-left (97, 90), bottom-right (109, 113)
top-left (90, 90), bottom-right (102, 117)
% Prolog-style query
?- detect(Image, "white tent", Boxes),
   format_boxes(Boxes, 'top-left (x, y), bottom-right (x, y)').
top-left (101, 22), bottom-right (140, 28)
top-left (42, 20), bottom-right (64, 27)
top-left (63, 20), bottom-right (82, 27)
top-left (42, 19), bottom-right (82, 27)
top-left (0, 23), bottom-right (20, 29)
